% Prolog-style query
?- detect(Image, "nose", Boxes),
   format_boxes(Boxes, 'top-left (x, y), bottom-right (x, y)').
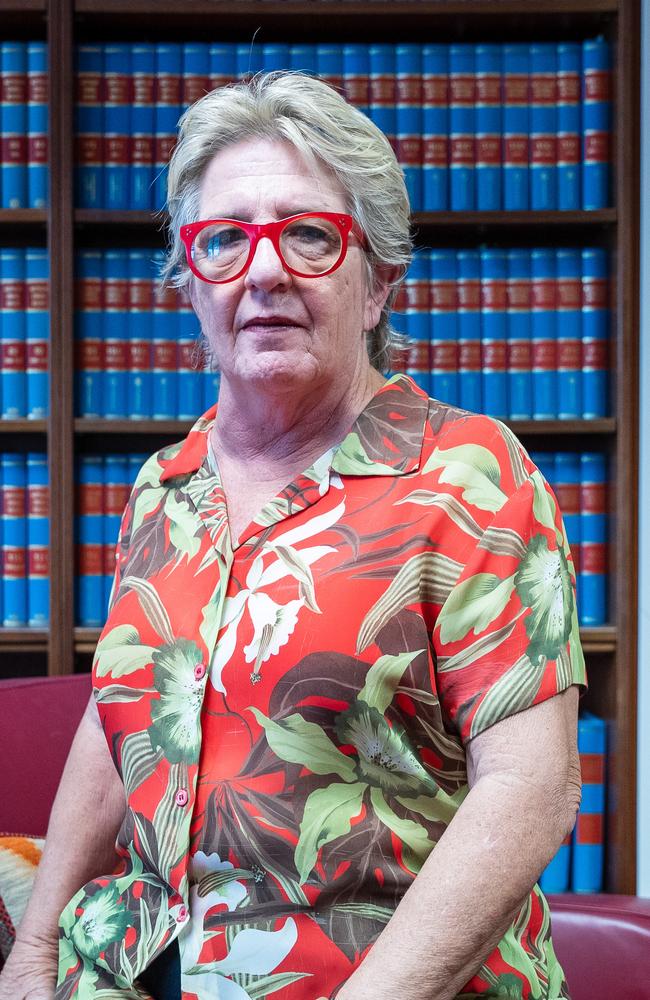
top-left (244, 234), bottom-right (291, 292)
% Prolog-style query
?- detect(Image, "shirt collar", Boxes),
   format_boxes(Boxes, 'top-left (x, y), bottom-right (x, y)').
top-left (159, 373), bottom-right (429, 484)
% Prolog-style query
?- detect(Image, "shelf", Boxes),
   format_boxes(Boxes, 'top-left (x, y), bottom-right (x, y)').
top-left (506, 419), bottom-right (615, 436)
top-left (0, 0), bottom-right (45, 9)
top-left (0, 628), bottom-right (48, 652)
top-left (75, 418), bottom-right (194, 436)
top-left (76, 0), bottom-right (618, 11)
top-left (0, 420), bottom-right (48, 435)
top-left (0, 209), bottom-right (48, 242)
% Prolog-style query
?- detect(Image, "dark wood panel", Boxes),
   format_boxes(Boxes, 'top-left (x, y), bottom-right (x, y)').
top-left (0, 420), bottom-right (47, 434)
top-left (0, 629), bottom-right (49, 651)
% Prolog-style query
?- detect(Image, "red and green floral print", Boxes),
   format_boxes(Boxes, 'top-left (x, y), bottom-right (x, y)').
top-left (56, 375), bottom-right (584, 1000)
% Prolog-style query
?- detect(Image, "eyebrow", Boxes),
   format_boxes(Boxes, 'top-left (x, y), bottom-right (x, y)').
top-left (204, 208), bottom-right (321, 222)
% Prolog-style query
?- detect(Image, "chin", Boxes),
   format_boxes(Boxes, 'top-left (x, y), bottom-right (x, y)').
top-left (235, 351), bottom-right (322, 389)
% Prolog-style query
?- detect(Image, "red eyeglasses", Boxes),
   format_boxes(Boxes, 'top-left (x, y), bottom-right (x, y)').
top-left (180, 212), bottom-right (367, 284)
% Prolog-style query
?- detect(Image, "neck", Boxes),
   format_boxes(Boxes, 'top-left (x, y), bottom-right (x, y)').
top-left (211, 357), bottom-right (386, 473)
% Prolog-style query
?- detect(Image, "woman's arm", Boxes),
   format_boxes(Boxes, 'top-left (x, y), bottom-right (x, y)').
top-left (0, 694), bottom-right (127, 1000)
top-left (334, 686), bottom-right (581, 1000)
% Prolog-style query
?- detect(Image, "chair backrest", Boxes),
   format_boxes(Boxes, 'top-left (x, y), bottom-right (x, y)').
top-left (549, 894), bottom-right (650, 1000)
top-left (0, 674), bottom-right (92, 836)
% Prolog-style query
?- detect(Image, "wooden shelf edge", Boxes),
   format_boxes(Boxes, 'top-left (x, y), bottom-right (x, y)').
top-left (0, 209), bottom-right (48, 224)
top-left (506, 419), bottom-right (616, 436)
top-left (0, 420), bottom-right (48, 434)
top-left (74, 0), bottom-right (618, 15)
top-left (0, 628), bottom-right (48, 652)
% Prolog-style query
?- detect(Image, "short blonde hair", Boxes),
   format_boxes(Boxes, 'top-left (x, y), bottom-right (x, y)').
top-left (162, 70), bottom-right (412, 371)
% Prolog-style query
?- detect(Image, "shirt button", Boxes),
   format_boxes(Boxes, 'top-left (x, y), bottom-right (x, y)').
top-left (175, 788), bottom-right (189, 807)
top-left (176, 905), bottom-right (189, 923)
top-left (194, 663), bottom-right (206, 681)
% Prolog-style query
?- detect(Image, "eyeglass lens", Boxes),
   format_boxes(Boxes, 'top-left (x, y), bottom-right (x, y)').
top-left (191, 216), bottom-right (344, 281)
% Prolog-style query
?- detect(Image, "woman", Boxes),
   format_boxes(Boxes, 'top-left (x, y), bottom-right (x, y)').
top-left (1, 72), bottom-right (583, 1000)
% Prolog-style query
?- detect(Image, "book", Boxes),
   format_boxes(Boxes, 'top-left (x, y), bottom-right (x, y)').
top-left (130, 44), bottom-right (155, 211)
top-left (1, 453), bottom-right (27, 626)
top-left (0, 248), bottom-right (26, 419)
top-left (25, 247), bottom-right (49, 420)
top-left (343, 44), bottom-right (369, 115)
top-left (26, 451), bottom-right (49, 627)
top-left (529, 43), bottom-right (557, 210)
top-left (557, 42), bottom-right (581, 210)
top-left (127, 249), bottom-right (154, 419)
top-left (103, 454), bottom-right (129, 614)
top-left (104, 44), bottom-right (130, 210)
top-left (581, 247), bottom-right (609, 418)
top-left (449, 44), bottom-right (475, 211)
top-left (369, 44), bottom-right (396, 155)
top-left (582, 37), bottom-right (611, 210)
top-left (422, 44), bottom-right (448, 211)
top-left (553, 452), bottom-right (581, 595)
top-left (1, 42), bottom-right (27, 209)
top-left (76, 455), bottom-right (105, 627)
top-left (404, 250), bottom-right (430, 396)
top-left (501, 43), bottom-right (529, 211)
top-left (75, 44), bottom-right (103, 209)
top-left (480, 248), bottom-right (508, 418)
top-left (151, 248), bottom-right (178, 418)
top-left (531, 248), bottom-right (557, 419)
top-left (103, 250), bottom-right (129, 419)
top-left (506, 249), bottom-right (532, 420)
top-left (456, 250), bottom-right (482, 413)
top-left (579, 452), bottom-right (608, 626)
top-left (572, 712), bottom-right (606, 892)
top-left (27, 42), bottom-right (47, 209)
top-left (430, 249), bottom-right (458, 405)
top-left (475, 43), bottom-right (501, 210)
top-left (396, 44), bottom-right (422, 210)
top-left (556, 248), bottom-right (582, 419)
top-left (154, 44), bottom-right (182, 211)
top-left (75, 250), bottom-right (104, 418)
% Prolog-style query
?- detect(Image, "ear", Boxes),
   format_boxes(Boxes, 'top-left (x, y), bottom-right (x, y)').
top-left (363, 264), bottom-right (403, 331)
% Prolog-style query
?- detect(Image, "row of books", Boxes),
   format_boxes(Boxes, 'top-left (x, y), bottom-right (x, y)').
top-left (0, 42), bottom-right (48, 209)
top-left (390, 246), bottom-right (609, 419)
top-left (0, 453), bottom-right (48, 628)
top-left (75, 38), bottom-right (612, 213)
top-left (540, 712), bottom-right (606, 893)
top-left (0, 248), bottom-right (49, 420)
top-left (532, 451), bottom-right (608, 627)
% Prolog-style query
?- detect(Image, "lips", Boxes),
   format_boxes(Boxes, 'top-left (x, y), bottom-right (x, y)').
top-left (241, 315), bottom-right (303, 329)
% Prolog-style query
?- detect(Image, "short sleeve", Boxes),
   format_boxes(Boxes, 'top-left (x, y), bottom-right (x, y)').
top-left (432, 467), bottom-right (586, 744)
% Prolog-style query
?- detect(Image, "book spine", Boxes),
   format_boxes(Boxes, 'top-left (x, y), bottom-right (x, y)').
top-left (449, 44), bottom-right (475, 210)
top-left (1, 42), bottom-right (27, 208)
top-left (475, 43), bottom-right (501, 210)
top-left (154, 44), bottom-right (182, 211)
top-left (554, 451), bottom-right (581, 586)
top-left (531, 248), bottom-right (557, 419)
top-left (75, 250), bottom-right (104, 418)
top-left (316, 43), bottom-right (343, 96)
top-left (405, 250), bottom-right (430, 396)
top-left (127, 249), bottom-right (153, 418)
top-left (178, 290), bottom-right (201, 420)
top-left (579, 452), bottom-right (608, 626)
top-left (151, 249), bottom-right (178, 418)
top-left (183, 42), bottom-right (210, 111)
top-left (582, 38), bottom-right (611, 210)
top-left (557, 42), bottom-right (581, 210)
top-left (236, 42), bottom-right (262, 79)
top-left (422, 44), bottom-right (448, 211)
top-left (209, 44), bottom-right (237, 90)
top-left (539, 834), bottom-right (571, 894)
top-left (262, 43), bottom-right (291, 74)
top-left (501, 43), bottom-right (529, 211)
top-left (480, 248), bottom-right (508, 418)
top-left (556, 249), bottom-right (582, 419)
top-left (572, 713), bottom-right (606, 892)
top-left (581, 247), bottom-right (609, 418)
top-left (1, 454), bottom-right (27, 626)
top-left (103, 454), bottom-right (129, 617)
top-left (430, 249), bottom-right (458, 405)
top-left (369, 44), bottom-right (396, 156)
top-left (529, 43), bottom-right (557, 210)
top-left (457, 250), bottom-right (482, 412)
top-left (396, 44), bottom-right (422, 211)
top-left (26, 451), bottom-right (49, 627)
top-left (103, 250), bottom-right (129, 418)
top-left (343, 44), bottom-right (369, 115)
top-left (389, 283), bottom-right (408, 376)
top-left (506, 249), bottom-right (532, 420)
top-left (291, 45), bottom-right (318, 77)
top-left (0, 248), bottom-right (26, 418)
top-left (76, 455), bottom-right (104, 627)
top-left (27, 42), bottom-right (48, 209)
top-left (104, 44), bottom-right (131, 211)
top-left (130, 44), bottom-right (155, 211)
top-left (25, 247), bottom-right (49, 419)
top-left (74, 44), bottom-right (104, 209)
top-left (128, 453), bottom-right (147, 491)
top-left (203, 363), bottom-right (220, 413)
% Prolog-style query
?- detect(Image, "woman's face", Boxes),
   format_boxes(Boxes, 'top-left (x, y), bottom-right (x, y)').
top-left (188, 137), bottom-right (387, 395)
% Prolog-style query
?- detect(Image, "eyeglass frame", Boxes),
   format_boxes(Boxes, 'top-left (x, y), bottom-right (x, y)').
top-left (179, 211), bottom-right (368, 285)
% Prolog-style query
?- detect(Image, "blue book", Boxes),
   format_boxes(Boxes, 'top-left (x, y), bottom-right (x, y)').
top-left (581, 247), bottom-right (609, 417)
top-left (422, 44), bottom-right (448, 211)
top-left (539, 838), bottom-right (572, 893)
top-left (449, 44), bottom-right (475, 211)
top-left (151, 250), bottom-right (177, 418)
top-left (103, 454), bottom-right (128, 616)
top-left (26, 451), bottom-right (48, 627)
top-left (178, 292), bottom-right (201, 420)
top-left (529, 43), bottom-right (557, 210)
top-left (369, 45), bottom-right (396, 153)
top-left (127, 249), bottom-right (153, 419)
top-left (556, 249), bottom-right (582, 419)
top-left (1, 42), bottom-right (27, 208)
top-left (76, 455), bottom-right (104, 627)
top-left (1, 454), bottom-right (27, 626)
top-left (457, 250), bottom-right (481, 412)
top-left (529, 450), bottom-right (555, 488)
top-left (531, 248), bottom-right (557, 419)
top-left (396, 44), bottom-right (422, 210)
top-left (75, 250), bottom-right (103, 418)
top-left (236, 42), bottom-right (262, 79)
top-left (342, 44), bottom-right (369, 114)
top-left (104, 44), bottom-right (130, 210)
top-left (501, 44), bottom-right (529, 211)
top-left (262, 44), bottom-right (291, 73)
top-left (554, 452), bottom-right (581, 587)
top-left (75, 45), bottom-right (104, 208)
top-left (128, 453), bottom-right (148, 491)
top-left (579, 452), bottom-right (608, 626)
top-left (209, 43), bottom-right (236, 89)
top-left (103, 250), bottom-right (129, 419)
top-left (25, 247), bottom-right (49, 419)
top-left (154, 44), bottom-right (183, 211)
top-left (506, 249), bottom-right (532, 420)
top-left (572, 712), bottom-right (606, 892)
top-left (130, 44), bottom-right (155, 211)
top-left (430, 249), bottom-right (458, 405)
top-left (582, 38), bottom-right (611, 210)
top-left (0, 248), bottom-right (26, 419)
top-left (291, 45), bottom-right (317, 77)
top-left (480, 249), bottom-right (508, 418)
top-left (316, 43), bottom-right (344, 95)
top-left (203, 367), bottom-right (220, 413)
top-left (182, 43), bottom-right (210, 110)
top-left (405, 250), bottom-right (430, 396)
top-left (475, 44), bottom-right (501, 210)
top-left (557, 42), bottom-right (581, 210)
top-left (27, 42), bottom-right (47, 209)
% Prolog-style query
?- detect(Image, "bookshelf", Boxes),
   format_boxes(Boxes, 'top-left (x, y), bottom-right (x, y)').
top-left (0, 0), bottom-right (639, 893)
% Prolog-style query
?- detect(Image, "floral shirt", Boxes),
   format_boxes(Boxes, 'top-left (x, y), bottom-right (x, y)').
top-left (56, 374), bottom-right (585, 1000)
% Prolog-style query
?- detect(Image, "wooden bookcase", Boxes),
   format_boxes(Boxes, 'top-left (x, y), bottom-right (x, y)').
top-left (0, 0), bottom-right (639, 894)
